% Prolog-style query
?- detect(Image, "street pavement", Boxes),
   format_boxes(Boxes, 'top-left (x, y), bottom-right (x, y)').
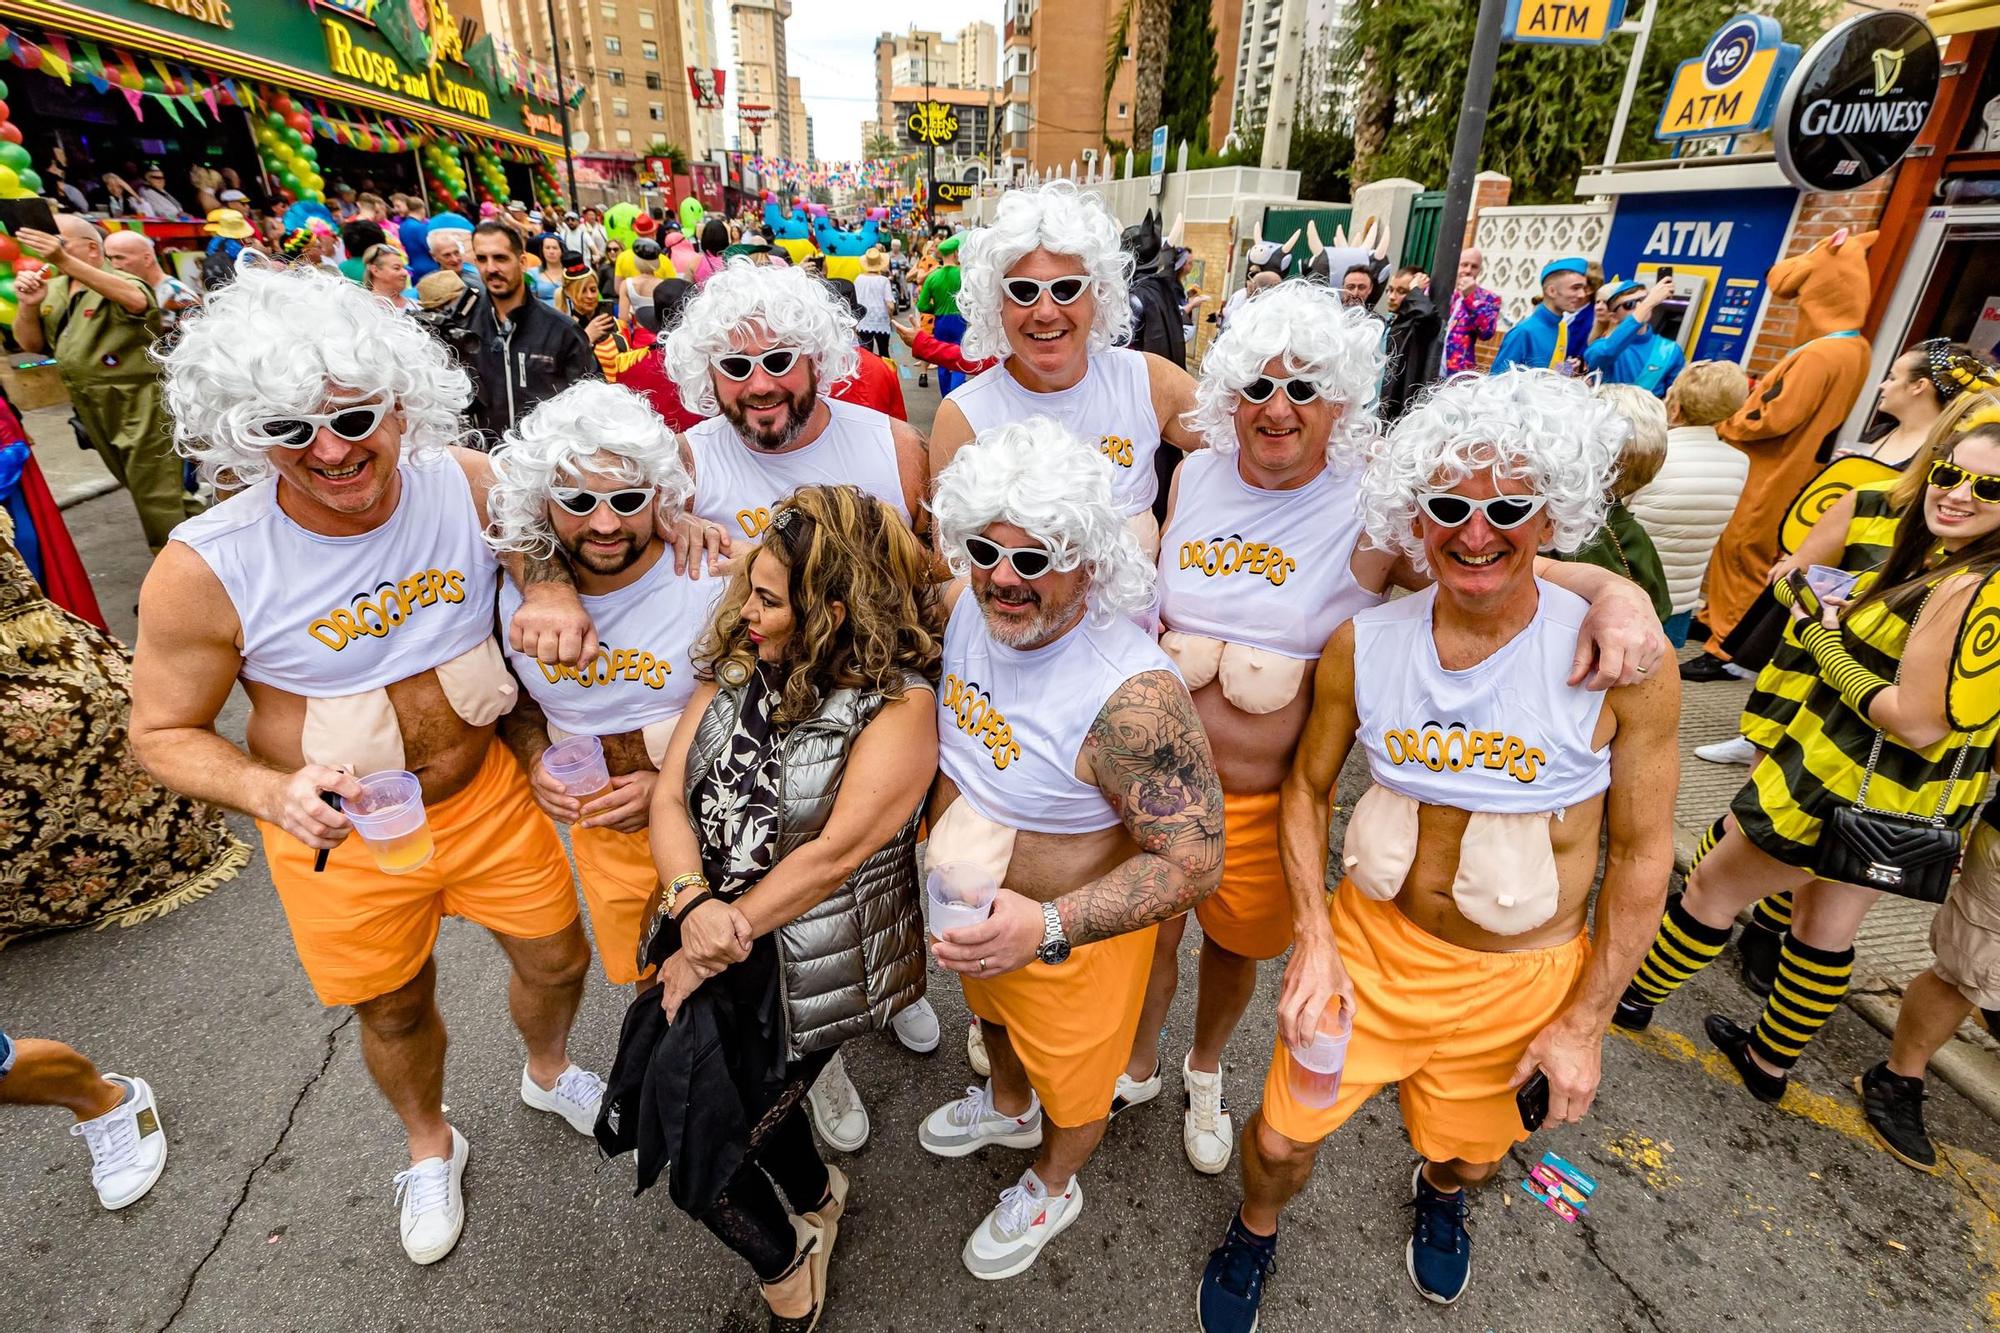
top-left (5, 362), bottom-right (2000, 1332)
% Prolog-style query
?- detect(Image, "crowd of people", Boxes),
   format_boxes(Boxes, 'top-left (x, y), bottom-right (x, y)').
top-left (5, 166), bottom-right (1999, 1333)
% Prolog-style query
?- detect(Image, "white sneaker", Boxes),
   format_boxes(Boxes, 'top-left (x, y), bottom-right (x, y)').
top-left (1181, 1055), bottom-right (1234, 1174)
top-left (69, 1075), bottom-right (166, 1210)
top-left (519, 1062), bottom-right (606, 1136)
top-left (1722, 662), bottom-right (1755, 680)
top-left (891, 997), bottom-right (941, 1054)
top-left (394, 1126), bottom-right (468, 1265)
top-left (808, 1051), bottom-right (871, 1152)
top-left (1695, 735), bottom-right (1757, 765)
top-left (1110, 1062), bottom-right (1161, 1120)
top-left (966, 1021), bottom-right (990, 1077)
top-left (919, 1081), bottom-right (1043, 1158)
top-left (962, 1169), bottom-right (1083, 1280)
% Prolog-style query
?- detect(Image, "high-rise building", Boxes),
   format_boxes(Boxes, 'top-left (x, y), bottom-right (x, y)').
top-left (731, 0), bottom-right (795, 159)
top-left (1228, 0), bottom-right (1353, 143)
top-left (876, 21), bottom-right (1000, 168)
top-left (955, 22), bottom-right (997, 91)
top-left (681, 0), bottom-right (726, 161)
top-left (483, 0), bottom-right (699, 162)
top-left (787, 75), bottom-right (812, 165)
top-left (998, 0), bottom-right (1134, 178)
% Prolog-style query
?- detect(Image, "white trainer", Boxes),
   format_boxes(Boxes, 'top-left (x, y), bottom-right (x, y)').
top-left (519, 1063), bottom-right (606, 1136)
top-left (962, 1169), bottom-right (1083, 1280)
top-left (395, 1126), bottom-right (468, 1265)
top-left (919, 1081), bottom-right (1043, 1158)
top-left (966, 1022), bottom-right (990, 1077)
top-left (69, 1074), bottom-right (167, 1210)
top-left (1695, 735), bottom-right (1757, 765)
top-left (1110, 1061), bottom-right (1161, 1120)
top-left (808, 1051), bottom-right (871, 1152)
top-left (1181, 1055), bottom-right (1234, 1174)
top-left (891, 997), bottom-right (941, 1054)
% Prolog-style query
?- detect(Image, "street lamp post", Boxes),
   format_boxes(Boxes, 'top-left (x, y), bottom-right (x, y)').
top-left (920, 34), bottom-right (936, 230)
top-left (1427, 0), bottom-right (1506, 381)
top-left (543, 0), bottom-right (580, 213)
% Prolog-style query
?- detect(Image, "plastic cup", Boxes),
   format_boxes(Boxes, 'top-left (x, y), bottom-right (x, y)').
top-left (926, 862), bottom-right (998, 938)
top-left (343, 770), bottom-right (434, 876)
top-left (1284, 1003), bottom-right (1354, 1109)
top-left (542, 735), bottom-right (610, 799)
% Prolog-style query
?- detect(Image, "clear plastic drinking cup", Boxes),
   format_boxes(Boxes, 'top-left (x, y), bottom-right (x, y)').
top-left (926, 862), bottom-right (998, 938)
top-left (541, 735), bottom-right (610, 799)
top-left (1285, 1003), bottom-right (1354, 1108)
top-left (343, 770), bottom-right (435, 876)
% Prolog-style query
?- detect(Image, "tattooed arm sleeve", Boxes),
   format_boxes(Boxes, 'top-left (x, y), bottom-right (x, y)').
top-left (1056, 669), bottom-right (1226, 945)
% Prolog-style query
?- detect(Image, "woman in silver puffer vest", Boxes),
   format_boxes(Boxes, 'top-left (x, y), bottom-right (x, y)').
top-left (629, 484), bottom-right (941, 1332)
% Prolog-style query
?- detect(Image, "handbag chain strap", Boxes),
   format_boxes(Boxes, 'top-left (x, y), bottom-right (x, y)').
top-left (1850, 583), bottom-right (1970, 826)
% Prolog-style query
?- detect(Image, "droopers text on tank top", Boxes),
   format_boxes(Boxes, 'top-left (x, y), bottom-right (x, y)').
top-left (942, 672), bottom-right (1022, 770)
top-left (306, 568), bottom-right (468, 651)
top-left (1380, 720), bottom-right (1548, 785)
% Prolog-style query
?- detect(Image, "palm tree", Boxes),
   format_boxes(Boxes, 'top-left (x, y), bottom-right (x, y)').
top-left (864, 131), bottom-right (899, 160)
top-left (1132, 0), bottom-right (1171, 139)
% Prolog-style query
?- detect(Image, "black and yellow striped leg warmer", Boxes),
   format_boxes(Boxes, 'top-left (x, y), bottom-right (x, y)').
top-left (1687, 816), bottom-right (1727, 874)
top-left (1748, 891), bottom-right (1793, 936)
top-left (1749, 935), bottom-right (1854, 1070)
top-left (1629, 897), bottom-right (1733, 1006)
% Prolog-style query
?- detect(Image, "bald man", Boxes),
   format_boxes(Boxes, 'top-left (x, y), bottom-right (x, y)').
top-left (105, 230), bottom-right (202, 335)
top-left (1441, 246), bottom-right (1500, 375)
top-left (16, 215), bottom-right (192, 551)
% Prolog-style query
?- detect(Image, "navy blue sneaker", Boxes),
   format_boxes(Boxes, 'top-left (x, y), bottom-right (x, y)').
top-left (1198, 1213), bottom-right (1277, 1332)
top-left (1406, 1162), bottom-right (1471, 1304)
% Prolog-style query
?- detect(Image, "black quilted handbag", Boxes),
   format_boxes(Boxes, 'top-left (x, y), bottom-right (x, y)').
top-left (1811, 730), bottom-right (1969, 904)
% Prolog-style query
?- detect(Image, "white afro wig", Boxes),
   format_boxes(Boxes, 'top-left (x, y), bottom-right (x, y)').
top-left (958, 181), bottom-right (1133, 362)
top-left (485, 380), bottom-right (693, 558)
top-left (662, 259), bottom-right (859, 416)
top-left (160, 265), bottom-right (470, 484)
top-left (931, 416), bottom-right (1156, 622)
top-left (1183, 279), bottom-right (1382, 466)
top-left (1359, 368), bottom-right (1626, 571)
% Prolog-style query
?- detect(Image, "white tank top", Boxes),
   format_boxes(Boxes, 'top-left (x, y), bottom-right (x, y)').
top-left (174, 453), bottom-right (500, 697)
top-left (938, 590), bottom-right (1180, 835)
top-left (1156, 450), bottom-right (1374, 659)
top-left (949, 348), bottom-right (1163, 516)
top-left (1351, 582), bottom-right (1610, 814)
top-left (685, 397), bottom-right (909, 539)
top-left (497, 546), bottom-right (708, 736)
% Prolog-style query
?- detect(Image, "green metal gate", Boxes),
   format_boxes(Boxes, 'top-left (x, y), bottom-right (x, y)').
top-left (1402, 191), bottom-right (1446, 270)
top-left (1261, 204), bottom-right (1351, 248)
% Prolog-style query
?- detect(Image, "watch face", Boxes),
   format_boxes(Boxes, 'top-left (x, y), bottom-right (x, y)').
top-left (1038, 939), bottom-right (1072, 966)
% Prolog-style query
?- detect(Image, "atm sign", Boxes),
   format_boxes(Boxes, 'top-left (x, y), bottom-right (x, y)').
top-left (1504, 0), bottom-right (1628, 46)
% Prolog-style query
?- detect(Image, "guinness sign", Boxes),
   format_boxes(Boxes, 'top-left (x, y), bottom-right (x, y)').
top-left (1775, 10), bottom-right (1939, 193)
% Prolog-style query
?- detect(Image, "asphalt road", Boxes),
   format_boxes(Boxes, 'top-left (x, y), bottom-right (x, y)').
top-left (6, 369), bottom-right (2000, 1333)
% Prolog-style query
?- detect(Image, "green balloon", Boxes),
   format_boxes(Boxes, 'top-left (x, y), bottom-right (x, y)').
top-left (266, 110), bottom-right (285, 130)
top-left (279, 170), bottom-right (300, 191)
top-left (0, 79), bottom-right (12, 99)
top-left (0, 278), bottom-right (16, 304)
top-left (299, 144), bottom-right (317, 163)
top-left (0, 143), bottom-right (29, 171)
top-left (17, 169), bottom-right (41, 196)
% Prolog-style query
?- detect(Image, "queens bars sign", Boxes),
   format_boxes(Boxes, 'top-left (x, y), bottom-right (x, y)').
top-left (1775, 10), bottom-right (1940, 192)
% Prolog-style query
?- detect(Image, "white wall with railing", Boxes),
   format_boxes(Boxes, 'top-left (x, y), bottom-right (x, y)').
top-left (1473, 202), bottom-right (1612, 327)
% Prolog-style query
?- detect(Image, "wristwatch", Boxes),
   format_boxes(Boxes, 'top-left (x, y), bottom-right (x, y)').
top-left (1035, 901), bottom-right (1072, 966)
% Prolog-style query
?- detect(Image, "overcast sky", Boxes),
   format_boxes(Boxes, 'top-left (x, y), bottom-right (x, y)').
top-left (718, 0), bottom-right (1001, 162)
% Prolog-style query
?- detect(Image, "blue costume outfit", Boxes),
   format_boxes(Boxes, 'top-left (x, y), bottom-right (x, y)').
top-left (1490, 256), bottom-right (1593, 376)
top-left (1583, 279), bottom-right (1686, 397)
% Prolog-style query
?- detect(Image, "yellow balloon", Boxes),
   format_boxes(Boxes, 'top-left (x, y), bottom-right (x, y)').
top-left (0, 165), bottom-right (20, 195)
top-left (0, 299), bottom-right (19, 325)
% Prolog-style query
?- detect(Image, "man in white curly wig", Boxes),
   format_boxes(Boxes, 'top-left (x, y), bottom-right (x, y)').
top-left (916, 417), bottom-right (1223, 1280)
top-left (932, 181), bottom-right (1203, 558)
top-left (1125, 287), bottom-right (1665, 1179)
top-left (665, 259), bottom-right (929, 544)
top-left (1196, 369), bottom-right (1679, 1328)
top-left (129, 267), bottom-right (605, 1268)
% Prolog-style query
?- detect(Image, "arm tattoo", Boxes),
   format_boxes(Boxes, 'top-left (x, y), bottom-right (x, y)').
top-left (1060, 671), bottom-right (1225, 945)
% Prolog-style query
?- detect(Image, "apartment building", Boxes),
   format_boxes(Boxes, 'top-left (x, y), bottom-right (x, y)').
top-left (484, 0), bottom-right (697, 160)
top-left (873, 22), bottom-right (998, 144)
top-left (732, 0), bottom-right (796, 159)
top-left (997, 0), bottom-right (1134, 178)
top-left (1228, 0), bottom-right (1352, 143)
top-left (787, 75), bottom-right (813, 165)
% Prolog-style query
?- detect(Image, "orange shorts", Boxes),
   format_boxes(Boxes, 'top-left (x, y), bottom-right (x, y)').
top-left (260, 741), bottom-right (579, 1008)
top-left (1195, 788), bottom-right (1291, 959)
top-left (962, 923), bottom-right (1156, 1127)
top-left (1261, 883), bottom-right (1589, 1164)
top-left (570, 823), bottom-right (661, 986)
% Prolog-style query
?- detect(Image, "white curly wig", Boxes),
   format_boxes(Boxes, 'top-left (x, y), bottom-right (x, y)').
top-left (931, 416), bottom-right (1156, 622)
top-left (958, 181), bottom-right (1134, 362)
top-left (1359, 369), bottom-right (1626, 570)
top-left (1183, 280), bottom-right (1382, 465)
top-left (661, 259), bottom-right (859, 416)
top-left (485, 381), bottom-right (693, 558)
top-left (160, 266), bottom-right (470, 484)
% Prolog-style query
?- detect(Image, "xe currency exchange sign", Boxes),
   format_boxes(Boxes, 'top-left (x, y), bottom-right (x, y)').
top-left (1503, 0), bottom-right (1627, 46)
top-left (908, 101), bottom-right (960, 147)
top-left (1656, 14), bottom-right (1800, 141)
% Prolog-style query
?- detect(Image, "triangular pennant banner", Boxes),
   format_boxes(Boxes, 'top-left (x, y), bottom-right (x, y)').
top-left (200, 87), bottom-right (218, 119)
top-left (121, 86), bottom-right (144, 119)
top-left (157, 93), bottom-right (183, 126)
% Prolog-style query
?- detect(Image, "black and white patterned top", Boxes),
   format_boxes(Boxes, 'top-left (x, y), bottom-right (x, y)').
top-left (689, 665), bottom-right (784, 898)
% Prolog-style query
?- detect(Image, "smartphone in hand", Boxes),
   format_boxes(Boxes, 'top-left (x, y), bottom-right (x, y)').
top-left (1517, 1068), bottom-right (1551, 1133)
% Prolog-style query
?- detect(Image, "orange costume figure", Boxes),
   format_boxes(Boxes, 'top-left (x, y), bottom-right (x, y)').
top-left (1694, 229), bottom-right (1877, 664)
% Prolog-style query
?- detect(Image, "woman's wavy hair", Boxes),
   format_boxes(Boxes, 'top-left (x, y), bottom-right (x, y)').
top-left (1182, 279), bottom-right (1382, 467)
top-left (1360, 368), bottom-right (1625, 572)
top-left (958, 181), bottom-right (1133, 361)
top-left (695, 484), bottom-right (943, 727)
top-left (662, 259), bottom-right (859, 416)
top-left (930, 417), bottom-right (1156, 621)
top-left (485, 381), bottom-right (692, 558)
top-left (158, 265), bottom-right (470, 484)
top-left (1860, 391), bottom-right (2000, 625)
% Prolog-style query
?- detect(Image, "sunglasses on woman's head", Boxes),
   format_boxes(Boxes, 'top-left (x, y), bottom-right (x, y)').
top-left (1239, 375), bottom-right (1326, 406)
top-left (964, 535), bottom-right (1057, 579)
top-left (714, 348), bottom-right (802, 380)
top-left (1928, 459), bottom-right (2000, 504)
top-left (1001, 275), bottom-right (1089, 307)
top-left (550, 487), bottom-right (654, 517)
top-left (248, 398), bottom-right (392, 449)
top-left (1415, 492), bottom-right (1548, 530)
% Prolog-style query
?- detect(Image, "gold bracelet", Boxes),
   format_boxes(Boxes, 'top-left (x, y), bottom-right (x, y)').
top-left (665, 872), bottom-right (709, 916)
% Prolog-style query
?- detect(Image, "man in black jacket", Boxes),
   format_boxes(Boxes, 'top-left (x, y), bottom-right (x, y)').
top-left (1379, 264), bottom-right (1442, 422)
top-left (466, 222), bottom-right (599, 446)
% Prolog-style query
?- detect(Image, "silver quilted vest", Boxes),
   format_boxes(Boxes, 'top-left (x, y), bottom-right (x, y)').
top-left (685, 671), bottom-right (928, 1060)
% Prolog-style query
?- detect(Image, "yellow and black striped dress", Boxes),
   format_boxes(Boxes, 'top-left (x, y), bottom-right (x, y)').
top-left (1733, 566), bottom-right (2000, 869)
top-left (1740, 481), bottom-right (1904, 752)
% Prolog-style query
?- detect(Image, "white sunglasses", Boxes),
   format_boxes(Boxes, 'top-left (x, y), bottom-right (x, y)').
top-left (1415, 493), bottom-right (1548, 530)
top-left (1002, 275), bottom-right (1089, 307)
top-left (244, 397), bottom-right (392, 449)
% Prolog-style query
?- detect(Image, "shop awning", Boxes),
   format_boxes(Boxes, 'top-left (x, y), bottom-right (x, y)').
top-left (1928, 0), bottom-right (2000, 35)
